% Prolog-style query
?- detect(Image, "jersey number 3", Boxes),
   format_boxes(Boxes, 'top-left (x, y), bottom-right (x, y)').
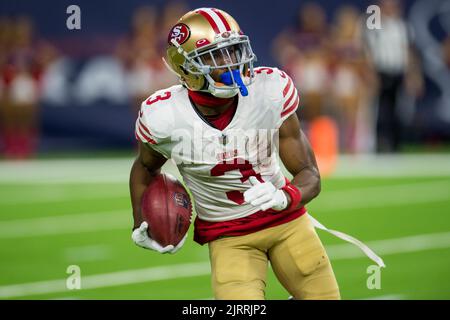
top-left (146, 91), bottom-right (172, 106)
top-left (211, 159), bottom-right (262, 205)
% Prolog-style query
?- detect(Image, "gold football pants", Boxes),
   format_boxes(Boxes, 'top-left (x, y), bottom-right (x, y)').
top-left (208, 213), bottom-right (340, 300)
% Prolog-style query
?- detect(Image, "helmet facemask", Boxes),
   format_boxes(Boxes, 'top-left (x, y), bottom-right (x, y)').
top-left (169, 33), bottom-right (257, 98)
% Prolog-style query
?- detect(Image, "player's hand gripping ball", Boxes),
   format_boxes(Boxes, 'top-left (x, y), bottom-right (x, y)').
top-left (132, 173), bottom-right (192, 253)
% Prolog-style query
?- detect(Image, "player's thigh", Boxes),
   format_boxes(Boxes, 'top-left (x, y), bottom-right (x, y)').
top-left (208, 236), bottom-right (268, 300)
top-left (268, 214), bottom-right (340, 300)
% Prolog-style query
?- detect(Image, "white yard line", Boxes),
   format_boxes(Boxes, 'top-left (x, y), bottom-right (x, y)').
top-left (0, 210), bottom-right (129, 238)
top-left (0, 187), bottom-right (128, 205)
top-left (0, 179), bottom-right (447, 208)
top-left (314, 180), bottom-right (450, 212)
top-left (0, 180), bottom-right (448, 238)
top-left (1, 154), bottom-right (450, 184)
top-left (0, 231), bottom-right (449, 299)
top-left (0, 158), bottom-right (177, 184)
top-left (325, 231), bottom-right (450, 260)
top-left (0, 261), bottom-right (211, 299)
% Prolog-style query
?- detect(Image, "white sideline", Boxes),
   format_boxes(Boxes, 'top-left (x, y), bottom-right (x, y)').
top-left (0, 231), bottom-right (450, 299)
top-left (1, 153), bottom-right (450, 184)
top-left (315, 180), bottom-right (450, 212)
top-left (0, 262), bottom-right (211, 299)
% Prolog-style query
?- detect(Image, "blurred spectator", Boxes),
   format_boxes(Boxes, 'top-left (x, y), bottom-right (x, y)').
top-left (443, 36), bottom-right (450, 70)
top-left (272, 2), bottom-right (330, 125)
top-left (272, 3), bottom-right (380, 154)
top-left (363, 0), bottom-right (423, 153)
top-left (0, 16), bottom-right (58, 159)
top-left (329, 6), bottom-right (376, 153)
top-left (117, 3), bottom-right (185, 115)
top-left (119, 5), bottom-right (160, 112)
top-left (158, 2), bottom-right (188, 87)
top-left (160, 2), bottom-right (190, 48)
top-left (1, 17), bottom-right (37, 159)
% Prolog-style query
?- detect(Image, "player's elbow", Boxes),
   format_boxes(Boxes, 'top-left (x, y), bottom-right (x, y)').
top-left (313, 178), bottom-right (321, 198)
top-left (311, 170), bottom-right (321, 200)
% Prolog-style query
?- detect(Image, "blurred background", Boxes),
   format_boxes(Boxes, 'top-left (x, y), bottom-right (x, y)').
top-left (0, 0), bottom-right (449, 300)
top-left (0, 0), bottom-right (449, 157)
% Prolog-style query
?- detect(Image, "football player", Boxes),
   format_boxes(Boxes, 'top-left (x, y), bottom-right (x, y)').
top-left (130, 8), bottom-right (384, 300)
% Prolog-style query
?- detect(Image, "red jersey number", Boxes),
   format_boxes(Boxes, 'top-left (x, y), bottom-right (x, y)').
top-left (254, 67), bottom-right (274, 75)
top-left (210, 159), bottom-right (262, 205)
top-left (146, 91), bottom-right (171, 106)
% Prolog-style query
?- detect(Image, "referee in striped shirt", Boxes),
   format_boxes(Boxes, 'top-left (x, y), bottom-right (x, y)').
top-left (364, 0), bottom-right (417, 152)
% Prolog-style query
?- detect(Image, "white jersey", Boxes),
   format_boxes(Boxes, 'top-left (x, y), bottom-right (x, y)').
top-left (135, 67), bottom-right (299, 222)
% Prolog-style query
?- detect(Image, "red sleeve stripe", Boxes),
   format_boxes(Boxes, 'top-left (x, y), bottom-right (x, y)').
top-left (283, 87), bottom-right (297, 109)
top-left (137, 125), bottom-right (157, 144)
top-left (139, 119), bottom-right (152, 136)
top-left (282, 77), bottom-right (293, 97)
top-left (135, 127), bottom-right (146, 143)
top-left (135, 119), bottom-right (157, 144)
top-left (135, 125), bottom-right (145, 143)
top-left (139, 124), bottom-right (157, 144)
top-left (281, 94), bottom-right (300, 118)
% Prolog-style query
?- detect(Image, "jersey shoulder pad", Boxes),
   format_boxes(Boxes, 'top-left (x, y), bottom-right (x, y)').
top-left (135, 85), bottom-right (182, 145)
top-left (254, 67), bottom-right (300, 126)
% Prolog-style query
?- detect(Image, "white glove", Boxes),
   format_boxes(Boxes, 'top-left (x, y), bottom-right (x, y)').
top-left (131, 221), bottom-right (187, 254)
top-left (243, 176), bottom-right (288, 211)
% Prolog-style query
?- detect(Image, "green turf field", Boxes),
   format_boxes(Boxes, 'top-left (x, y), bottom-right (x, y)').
top-left (0, 155), bottom-right (449, 300)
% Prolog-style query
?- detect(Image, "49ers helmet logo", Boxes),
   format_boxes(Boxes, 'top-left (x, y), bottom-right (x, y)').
top-left (168, 23), bottom-right (190, 45)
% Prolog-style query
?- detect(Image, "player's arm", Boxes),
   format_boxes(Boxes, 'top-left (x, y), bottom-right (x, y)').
top-left (130, 142), bottom-right (186, 253)
top-left (278, 113), bottom-right (321, 210)
top-left (129, 141), bottom-right (167, 229)
top-left (244, 70), bottom-right (317, 212)
top-left (244, 113), bottom-right (320, 212)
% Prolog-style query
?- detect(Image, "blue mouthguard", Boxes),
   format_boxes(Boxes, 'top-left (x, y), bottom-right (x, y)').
top-left (220, 69), bottom-right (248, 96)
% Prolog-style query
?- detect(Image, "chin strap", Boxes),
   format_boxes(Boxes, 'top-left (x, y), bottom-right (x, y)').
top-left (220, 69), bottom-right (248, 96)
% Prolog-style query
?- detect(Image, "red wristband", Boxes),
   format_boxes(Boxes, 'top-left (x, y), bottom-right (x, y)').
top-left (282, 182), bottom-right (302, 212)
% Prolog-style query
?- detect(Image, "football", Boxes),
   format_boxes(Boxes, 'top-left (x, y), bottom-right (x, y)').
top-left (141, 173), bottom-right (192, 247)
